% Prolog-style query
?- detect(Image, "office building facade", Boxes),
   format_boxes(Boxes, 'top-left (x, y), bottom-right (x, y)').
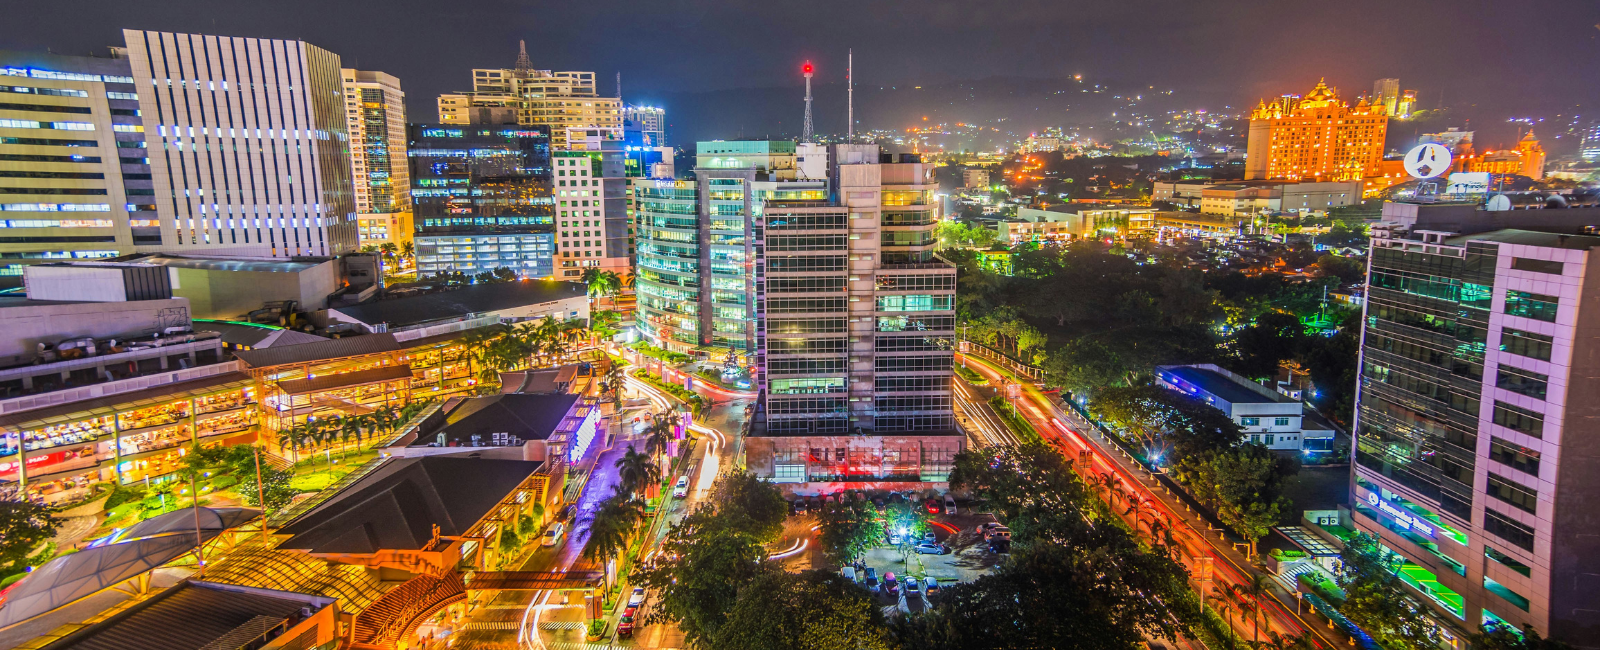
top-left (408, 124), bottom-right (555, 279)
top-left (554, 131), bottom-right (628, 280)
top-left (0, 50), bottom-right (149, 284)
top-left (122, 30), bottom-right (357, 258)
top-left (1352, 201), bottom-right (1600, 646)
top-left (624, 105), bottom-right (666, 147)
top-left (1246, 80), bottom-right (1388, 182)
top-left (341, 69), bottom-right (411, 248)
top-left (633, 142), bottom-right (825, 356)
top-left (745, 144), bottom-right (961, 493)
top-left (437, 47), bottom-right (621, 150)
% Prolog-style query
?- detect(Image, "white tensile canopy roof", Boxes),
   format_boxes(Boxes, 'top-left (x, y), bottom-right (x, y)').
top-left (0, 507), bottom-right (259, 630)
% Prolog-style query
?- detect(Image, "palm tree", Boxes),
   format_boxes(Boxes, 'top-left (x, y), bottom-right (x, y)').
top-left (614, 445), bottom-right (661, 499)
top-left (1212, 586), bottom-right (1239, 650)
top-left (1242, 571), bottom-right (1274, 645)
top-left (584, 495), bottom-right (646, 589)
top-left (400, 240), bottom-right (415, 265)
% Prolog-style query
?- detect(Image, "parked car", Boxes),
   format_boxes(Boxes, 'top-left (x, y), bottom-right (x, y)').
top-left (884, 572), bottom-right (900, 595)
top-left (923, 531), bottom-right (938, 544)
top-left (925, 497), bottom-right (942, 514)
top-left (925, 577), bottom-right (941, 598)
top-left (618, 608), bottom-right (637, 638)
top-left (627, 586), bottom-right (647, 607)
top-left (984, 525), bottom-right (1011, 541)
top-left (672, 476), bottom-right (689, 498)
top-left (841, 566), bottom-right (857, 583)
top-left (887, 529), bottom-right (904, 545)
top-left (907, 576), bottom-right (921, 597)
top-left (944, 495), bottom-right (958, 515)
top-left (977, 522), bottom-right (1000, 536)
top-left (864, 567), bottom-right (880, 594)
top-left (541, 522), bottom-right (565, 547)
top-left (913, 543), bottom-right (948, 555)
top-left (792, 500), bottom-right (808, 516)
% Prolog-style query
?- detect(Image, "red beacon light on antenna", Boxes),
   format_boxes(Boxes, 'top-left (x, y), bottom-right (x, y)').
top-left (802, 62), bottom-right (813, 76)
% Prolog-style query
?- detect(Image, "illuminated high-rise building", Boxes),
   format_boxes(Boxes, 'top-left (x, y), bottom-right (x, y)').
top-left (1245, 80), bottom-right (1388, 182)
top-left (623, 105), bottom-right (666, 147)
top-left (437, 41), bottom-right (621, 150)
top-left (342, 69), bottom-right (411, 248)
top-left (408, 124), bottom-right (555, 279)
top-left (1372, 78), bottom-right (1400, 115)
top-left (0, 49), bottom-right (148, 283)
top-left (123, 29), bottom-right (357, 257)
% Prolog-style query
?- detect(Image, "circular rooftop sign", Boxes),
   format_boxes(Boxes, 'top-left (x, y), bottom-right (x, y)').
top-left (1404, 143), bottom-right (1452, 179)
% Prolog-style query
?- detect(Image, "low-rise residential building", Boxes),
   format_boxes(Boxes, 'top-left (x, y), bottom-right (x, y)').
top-left (1156, 364), bottom-right (1315, 451)
top-left (1154, 180), bottom-right (1362, 215)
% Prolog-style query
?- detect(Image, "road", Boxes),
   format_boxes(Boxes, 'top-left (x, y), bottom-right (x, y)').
top-left (956, 353), bottom-right (1349, 650)
top-left (475, 364), bottom-right (750, 650)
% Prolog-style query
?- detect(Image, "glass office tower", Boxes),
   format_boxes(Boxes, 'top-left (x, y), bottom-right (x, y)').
top-left (408, 124), bottom-right (554, 278)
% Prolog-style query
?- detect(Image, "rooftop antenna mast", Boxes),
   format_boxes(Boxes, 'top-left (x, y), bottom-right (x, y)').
top-left (515, 40), bottom-right (532, 78)
top-left (616, 72), bottom-right (622, 99)
top-left (801, 61), bottom-right (815, 142)
top-left (847, 49), bottom-right (854, 141)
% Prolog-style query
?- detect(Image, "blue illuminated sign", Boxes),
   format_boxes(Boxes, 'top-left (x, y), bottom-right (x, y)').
top-left (1366, 492), bottom-right (1435, 537)
top-left (567, 406), bottom-right (600, 463)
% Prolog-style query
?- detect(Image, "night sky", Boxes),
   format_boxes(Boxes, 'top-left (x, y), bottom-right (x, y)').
top-left (5, 0), bottom-right (1598, 144)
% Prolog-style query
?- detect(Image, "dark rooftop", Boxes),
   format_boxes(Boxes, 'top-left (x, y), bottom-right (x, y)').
top-left (416, 393), bottom-right (581, 447)
top-left (36, 580), bottom-right (330, 650)
top-left (332, 281), bottom-right (587, 329)
top-left (1444, 228), bottom-right (1600, 251)
top-left (232, 334), bottom-right (401, 368)
top-left (1159, 366), bottom-right (1294, 405)
top-left (275, 456), bottom-right (542, 554)
top-left (109, 253), bottom-right (332, 273)
top-left (192, 320), bottom-right (328, 349)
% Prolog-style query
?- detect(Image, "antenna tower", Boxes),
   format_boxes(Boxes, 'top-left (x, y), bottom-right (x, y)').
top-left (847, 49), bottom-right (854, 141)
top-left (801, 61), bottom-right (815, 142)
top-left (515, 40), bottom-right (532, 78)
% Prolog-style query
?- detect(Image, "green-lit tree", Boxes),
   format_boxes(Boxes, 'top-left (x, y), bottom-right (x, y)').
top-left (715, 570), bottom-right (891, 650)
top-left (1336, 532), bottom-right (1442, 650)
top-left (0, 493), bottom-right (59, 575)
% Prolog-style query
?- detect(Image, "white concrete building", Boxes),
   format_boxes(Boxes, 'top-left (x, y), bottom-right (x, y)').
top-left (1156, 364), bottom-right (1313, 451)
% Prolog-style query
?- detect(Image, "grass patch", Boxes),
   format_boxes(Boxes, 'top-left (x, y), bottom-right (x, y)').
top-left (953, 365), bottom-right (987, 384)
top-left (633, 369), bottom-right (707, 415)
top-left (629, 341), bottom-right (693, 364)
top-left (988, 395), bottom-right (1041, 443)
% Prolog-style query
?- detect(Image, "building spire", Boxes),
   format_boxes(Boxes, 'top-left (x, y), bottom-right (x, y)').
top-left (802, 61), bottom-right (815, 143)
top-left (847, 49), bottom-right (854, 142)
top-left (515, 40), bottom-right (532, 77)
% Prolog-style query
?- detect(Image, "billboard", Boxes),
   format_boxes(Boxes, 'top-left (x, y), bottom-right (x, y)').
top-left (1446, 172), bottom-right (1491, 195)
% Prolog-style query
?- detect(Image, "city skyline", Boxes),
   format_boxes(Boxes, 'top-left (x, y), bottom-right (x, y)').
top-left (4, 0), bottom-right (1597, 145)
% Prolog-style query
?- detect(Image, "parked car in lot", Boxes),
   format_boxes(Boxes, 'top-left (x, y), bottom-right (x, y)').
top-left (922, 531), bottom-right (938, 544)
top-left (541, 522), bottom-right (565, 547)
top-left (925, 497), bottom-right (942, 514)
top-left (627, 586), bottom-right (647, 607)
top-left (913, 543), bottom-right (948, 555)
top-left (944, 495), bottom-right (957, 515)
top-left (907, 576), bottom-right (921, 597)
top-left (887, 529), bottom-right (904, 545)
top-left (977, 522), bottom-right (1000, 536)
top-left (792, 500), bottom-right (808, 516)
top-left (925, 577), bottom-right (941, 598)
top-left (984, 525), bottom-right (1011, 541)
top-left (883, 572), bottom-right (900, 595)
top-left (672, 476), bottom-right (689, 498)
top-left (864, 567), bottom-right (880, 593)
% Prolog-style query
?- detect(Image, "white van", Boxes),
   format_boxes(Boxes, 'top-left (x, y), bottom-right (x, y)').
top-left (672, 476), bottom-right (690, 498)
top-left (541, 522), bottom-right (565, 547)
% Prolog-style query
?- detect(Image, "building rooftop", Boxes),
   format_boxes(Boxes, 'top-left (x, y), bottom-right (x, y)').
top-left (191, 320), bottom-right (328, 349)
top-left (231, 334), bottom-right (401, 368)
top-left (274, 456), bottom-right (543, 555)
top-left (108, 254), bottom-right (331, 273)
top-left (1159, 366), bottom-right (1296, 405)
top-left (1443, 228), bottom-right (1600, 251)
top-left (332, 281), bottom-right (586, 330)
top-left (29, 580), bottom-right (331, 650)
top-left (416, 393), bottom-right (581, 447)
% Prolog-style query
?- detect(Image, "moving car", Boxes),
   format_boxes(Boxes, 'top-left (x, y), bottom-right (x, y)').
top-left (672, 476), bottom-right (689, 498)
top-left (913, 543), bottom-right (948, 555)
top-left (627, 586), bottom-right (647, 607)
top-left (541, 522), bottom-right (565, 547)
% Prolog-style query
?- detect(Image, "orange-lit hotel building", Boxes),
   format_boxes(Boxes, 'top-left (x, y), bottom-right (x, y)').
top-left (1246, 80), bottom-right (1389, 183)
